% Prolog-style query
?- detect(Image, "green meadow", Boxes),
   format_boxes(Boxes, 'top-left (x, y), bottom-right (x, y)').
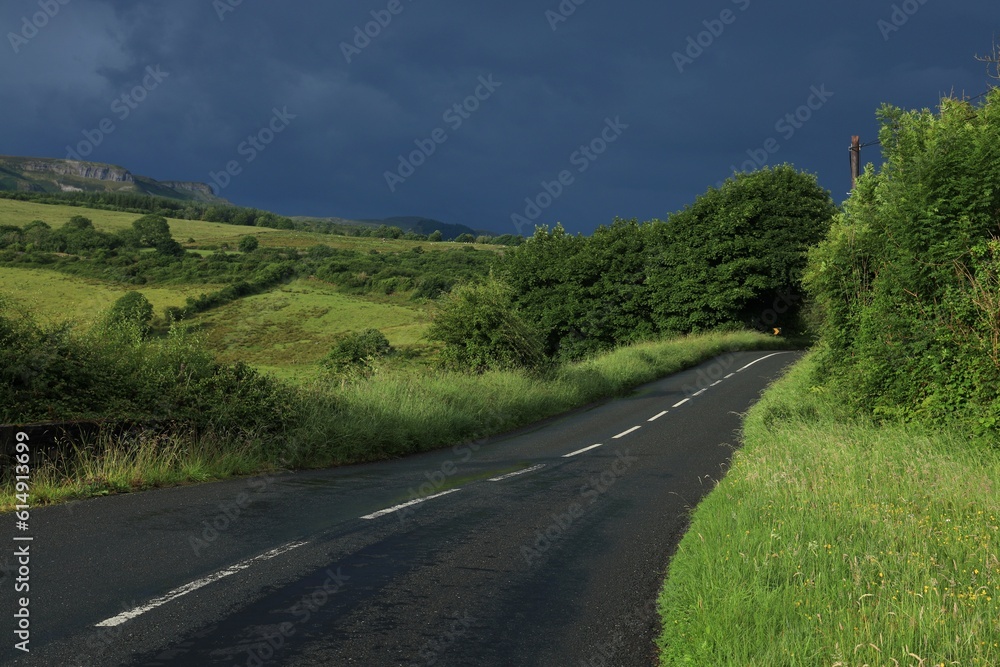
top-left (0, 266), bottom-right (221, 326)
top-left (195, 278), bottom-right (432, 379)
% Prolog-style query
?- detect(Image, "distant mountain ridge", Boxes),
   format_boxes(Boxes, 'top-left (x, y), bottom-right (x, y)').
top-left (363, 216), bottom-right (493, 239)
top-left (1, 154), bottom-right (505, 239)
top-left (293, 215), bottom-right (494, 240)
top-left (0, 155), bottom-right (226, 203)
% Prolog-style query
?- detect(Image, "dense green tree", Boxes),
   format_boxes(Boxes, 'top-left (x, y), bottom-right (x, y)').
top-left (648, 165), bottom-right (836, 333)
top-left (66, 215), bottom-right (94, 231)
top-left (130, 215), bottom-right (183, 256)
top-left (132, 215), bottom-right (172, 247)
top-left (105, 291), bottom-right (154, 336)
top-left (238, 235), bottom-right (260, 253)
top-left (493, 224), bottom-right (588, 358)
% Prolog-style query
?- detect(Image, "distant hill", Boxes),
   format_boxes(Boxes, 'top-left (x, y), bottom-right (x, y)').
top-left (293, 215), bottom-right (493, 241)
top-left (0, 155), bottom-right (227, 204)
top-left (364, 216), bottom-right (494, 239)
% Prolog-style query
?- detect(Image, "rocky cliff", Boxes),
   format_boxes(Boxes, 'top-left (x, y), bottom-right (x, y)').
top-left (0, 155), bottom-right (226, 203)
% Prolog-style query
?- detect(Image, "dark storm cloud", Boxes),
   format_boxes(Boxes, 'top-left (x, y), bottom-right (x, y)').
top-left (1, 0), bottom-right (996, 234)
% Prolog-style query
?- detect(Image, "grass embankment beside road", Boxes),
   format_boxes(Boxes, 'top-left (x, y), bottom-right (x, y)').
top-left (0, 330), bottom-right (793, 511)
top-left (657, 353), bottom-right (1000, 666)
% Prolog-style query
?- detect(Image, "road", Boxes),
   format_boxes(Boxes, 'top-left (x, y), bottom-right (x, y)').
top-left (1, 350), bottom-right (800, 667)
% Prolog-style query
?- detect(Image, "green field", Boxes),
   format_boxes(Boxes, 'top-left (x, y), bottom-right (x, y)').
top-left (193, 278), bottom-right (432, 378)
top-left (0, 266), bottom-right (220, 326)
top-left (0, 267), bottom-right (434, 379)
top-left (0, 198), bottom-right (499, 378)
top-left (0, 199), bottom-right (500, 253)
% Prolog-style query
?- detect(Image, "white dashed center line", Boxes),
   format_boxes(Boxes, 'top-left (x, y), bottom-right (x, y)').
top-left (95, 540), bottom-right (309, 627)
top-left (563, 443), bottom-right (604, 458)
top-left (710, 380), bottom-right (723, 387)
top-left (613, 426), bottom-right (642, 439)
top-left (648, 411), bottom-right (668, 422)
top-left (672, 398), bottom-right (690, 408)
top-left (361, 489), bottom-right (460, 520)
top-left (489, 464), bottom-right (546, 482)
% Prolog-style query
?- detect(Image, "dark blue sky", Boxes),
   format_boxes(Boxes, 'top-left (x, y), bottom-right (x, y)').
top-left (2, 1), bottom-right (996, 235)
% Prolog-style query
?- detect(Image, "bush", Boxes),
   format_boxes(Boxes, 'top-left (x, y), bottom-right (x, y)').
top-left (0, 299), bottom-right (298, 435)
top-left (428, 278), bottom-right (544, 373)
top-left (238, 235), bottom-right (259, 253)
top-left (105, 291), bottom-right (154, 335)
top-left (323, 329), bottom-right (393, 374)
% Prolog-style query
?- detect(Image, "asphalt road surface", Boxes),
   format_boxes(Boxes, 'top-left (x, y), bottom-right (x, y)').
top-left (2, 350), bottom-right (801, 667)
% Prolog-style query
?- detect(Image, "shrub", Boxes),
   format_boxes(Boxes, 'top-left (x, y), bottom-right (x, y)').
top-left (105, 291), bottom-right (154, 336)
top-left (428, 278), bottom-right (544, 372)
top-left (323, 329), bottom-right (393, 374)
top-left (238, 235), bottom-right (259, 253)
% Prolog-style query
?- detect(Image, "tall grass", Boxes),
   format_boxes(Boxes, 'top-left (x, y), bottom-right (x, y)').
top-left (287, 330), bottom-right (792, 466)
top-left (657, 354), bottom-right (1000, 666)
top-left (1, 330), bottom-right (790, 510)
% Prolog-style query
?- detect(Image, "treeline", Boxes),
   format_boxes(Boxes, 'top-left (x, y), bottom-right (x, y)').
top-left (0, 214), bottom-right (184, 257)
top-left (294, 219), bottom-right (524, 245)
top-left (429, 166), bottom-right (837, 370)
top-left (805, 89), bottom-right (1000, 435)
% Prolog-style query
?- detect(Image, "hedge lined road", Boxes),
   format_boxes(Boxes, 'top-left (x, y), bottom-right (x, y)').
top-left (2, 351), bottom-right (800, 667)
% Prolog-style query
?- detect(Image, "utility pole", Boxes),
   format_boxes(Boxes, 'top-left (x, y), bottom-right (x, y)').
top-left (850, 135), bottom-right (861, 189)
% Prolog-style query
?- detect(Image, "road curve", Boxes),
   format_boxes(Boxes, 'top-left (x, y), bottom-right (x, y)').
top-left (1, 350), bottom-right (801, 667)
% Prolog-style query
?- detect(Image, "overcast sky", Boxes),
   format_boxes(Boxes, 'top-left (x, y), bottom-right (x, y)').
top-left (1, 1), bottom-right (996, 235)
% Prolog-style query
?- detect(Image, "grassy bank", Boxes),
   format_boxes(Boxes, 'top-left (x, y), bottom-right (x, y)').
top-left (657, 354), bottom-right (1000, 666)
top-left (1, 330), bottom-right (791, 510)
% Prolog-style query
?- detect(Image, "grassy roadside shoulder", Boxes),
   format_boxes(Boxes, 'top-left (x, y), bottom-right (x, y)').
top-left (657, 353), bottom-right (1000, 666)
top-left (1, 330), bottom-right (793, 511)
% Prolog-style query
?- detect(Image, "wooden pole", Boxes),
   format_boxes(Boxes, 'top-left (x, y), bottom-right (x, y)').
top-left (850, 135), bottom-right (861, 189)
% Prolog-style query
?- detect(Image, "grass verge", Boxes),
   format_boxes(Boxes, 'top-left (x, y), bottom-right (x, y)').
top-left (657, 353), bottom-right (1000, 666)
top-left (1, 330), bottom-right (792, 510)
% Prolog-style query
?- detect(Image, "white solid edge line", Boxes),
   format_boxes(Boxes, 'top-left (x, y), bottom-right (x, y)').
top-left (563, 443), bottom-right (604, 458)
top-left (672, 398), bottom-right (690, 408)
top-left (735, 352), bottom-right (789, 373)
top-left (489, 464), bottom-right (546, 482)
top-left (361, 488), bottom-right (460, 520)
top-left (648, 410), bottom-right (668, 422)
top-left (95, 540), bottom-right (309, 628)
top-left (613, 426), bottom-right (642, 439)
